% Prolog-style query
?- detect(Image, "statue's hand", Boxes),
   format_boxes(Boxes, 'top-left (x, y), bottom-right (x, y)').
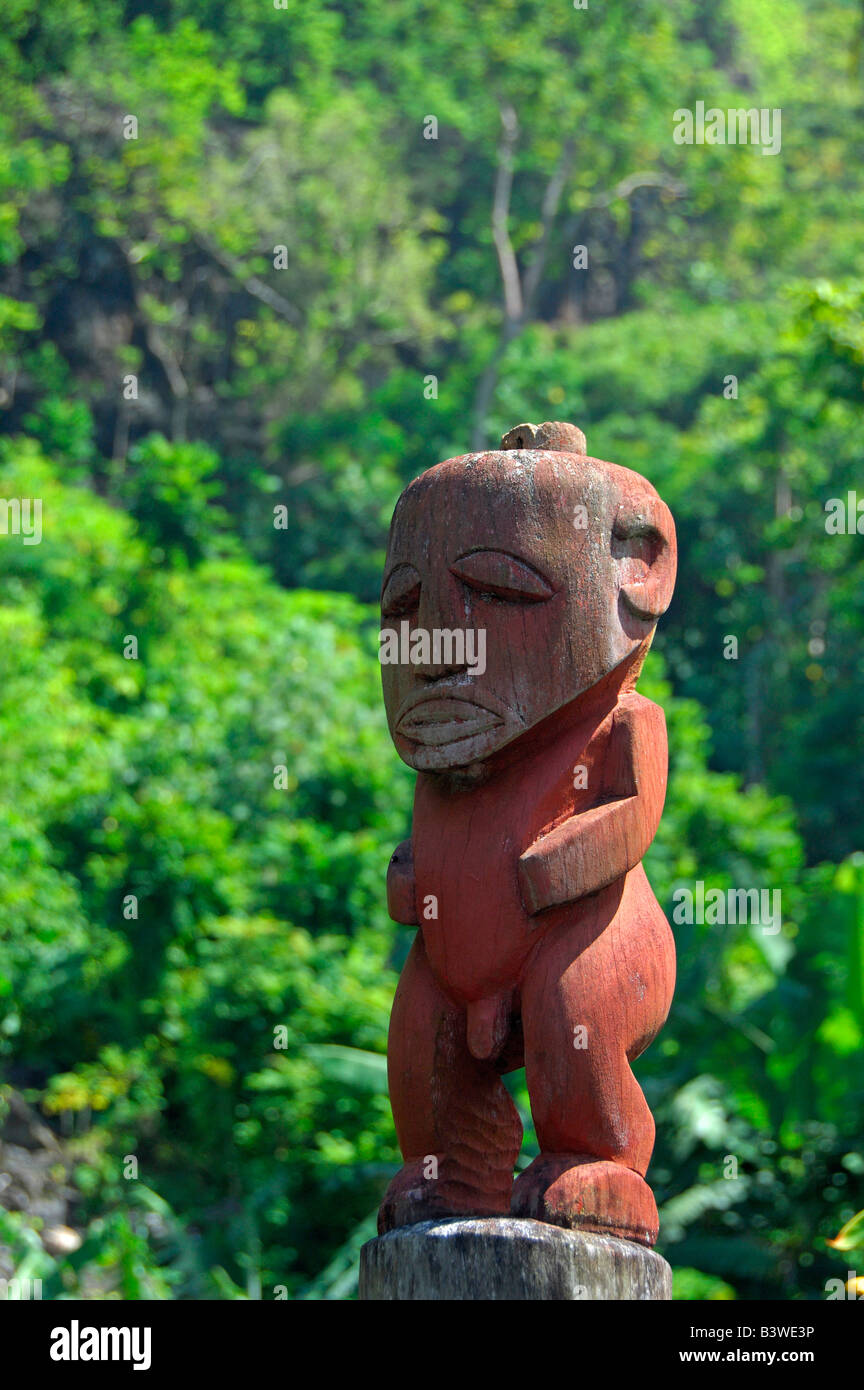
top-left (518, 838), bottom-right (573, 918)
top-left (518, 695), bottom-right (667, 917)
top-left (387, 839), bottom-right (418, 925)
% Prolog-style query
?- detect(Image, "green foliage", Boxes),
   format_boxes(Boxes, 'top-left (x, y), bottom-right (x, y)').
top-left (115, 434), bottom-right (229, 563)
top-left (672, 1266), bottom-right (736, 1300)
top-left (0, 0), bottom-right (862, 1302)
top-left (0, 444), bottom-right (409, 1295)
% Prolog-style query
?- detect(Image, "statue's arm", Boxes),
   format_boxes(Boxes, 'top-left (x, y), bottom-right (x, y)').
top-left (387, 838), bottom-right (418, 925)
top-left (518, 696), bottom-right (668, 917)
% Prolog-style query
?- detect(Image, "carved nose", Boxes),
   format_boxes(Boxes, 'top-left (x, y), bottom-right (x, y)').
top-left (418, 663), bottom-right (467, 683)
top-left (415, 630), bottom-right (470, 681)
top-left (414, 588), bottom-right (473, 681)
top-left (501, 421), bottom-right (586, 454)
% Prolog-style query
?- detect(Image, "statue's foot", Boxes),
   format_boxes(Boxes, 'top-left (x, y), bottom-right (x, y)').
top-left (378, 1156), bottom-right (512, 1234)
top-left (511, 1153), bottom-right (658, 1246)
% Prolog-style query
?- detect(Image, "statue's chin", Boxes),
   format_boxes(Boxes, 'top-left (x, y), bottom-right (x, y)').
top-left (394, 722), bottom-right (516, 773)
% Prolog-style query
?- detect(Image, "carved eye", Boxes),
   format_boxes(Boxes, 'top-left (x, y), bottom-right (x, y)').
top-left (450, 550), bottom-right (554, 604)
top-left (381, 563), bottom-right (421, 617)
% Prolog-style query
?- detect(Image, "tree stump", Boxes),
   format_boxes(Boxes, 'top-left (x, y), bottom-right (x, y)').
top-left (359, 1217), bottom-right (672, 1301)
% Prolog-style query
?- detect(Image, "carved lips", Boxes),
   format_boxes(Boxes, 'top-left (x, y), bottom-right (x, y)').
top-left (395, 688), bottom-right (513, 751)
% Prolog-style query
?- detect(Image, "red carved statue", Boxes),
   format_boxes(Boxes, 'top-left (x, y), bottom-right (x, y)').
top-left (378, 422), bottom-right (677, 1246)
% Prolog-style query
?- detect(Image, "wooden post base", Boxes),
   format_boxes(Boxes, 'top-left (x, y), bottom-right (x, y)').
top-left (359, 1217), bottom-right (672, 1301)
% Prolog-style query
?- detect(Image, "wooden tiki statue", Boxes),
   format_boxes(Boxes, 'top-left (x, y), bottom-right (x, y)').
top-left (378, 421), bottom-right (677, 1246)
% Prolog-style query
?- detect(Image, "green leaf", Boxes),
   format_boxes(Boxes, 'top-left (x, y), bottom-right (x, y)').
top-left (827, 1209), bottom-right (864, 1253)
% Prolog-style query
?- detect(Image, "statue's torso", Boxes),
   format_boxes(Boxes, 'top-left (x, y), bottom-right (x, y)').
top-left (412, 703), bottom-right (618, 1003)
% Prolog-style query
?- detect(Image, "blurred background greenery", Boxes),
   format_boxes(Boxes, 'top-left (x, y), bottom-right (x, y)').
top-left (0, 0), bottom-right (863, 1300)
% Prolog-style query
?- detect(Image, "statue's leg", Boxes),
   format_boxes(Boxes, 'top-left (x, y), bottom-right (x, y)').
top-left (513, 867), bottom-right (675, 1245)
top-left (378, 934), bottom-right (522, 1233)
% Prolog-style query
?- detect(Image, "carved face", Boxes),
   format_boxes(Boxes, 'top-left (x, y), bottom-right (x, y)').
top-left (380, 449), bottom-right (675, 773)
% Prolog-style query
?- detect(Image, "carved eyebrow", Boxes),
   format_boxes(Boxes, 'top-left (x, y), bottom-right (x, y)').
top-left (381, 563), bottom-right (421, 614)
top-left (450, 549), bottom-right (555, 602)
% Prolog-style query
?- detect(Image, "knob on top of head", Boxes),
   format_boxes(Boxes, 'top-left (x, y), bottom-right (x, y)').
top-left (500, 421), bottom-right (587, 454)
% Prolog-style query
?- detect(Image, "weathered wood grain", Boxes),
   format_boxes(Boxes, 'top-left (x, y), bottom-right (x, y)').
top-left (377, 421), bottom-right (677, 1250)
top-left (359, 1218), bottom-right (673, 1301)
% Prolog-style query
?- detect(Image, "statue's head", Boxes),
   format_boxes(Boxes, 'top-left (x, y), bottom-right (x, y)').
top-left (380, 422), bottom-right (676, 773)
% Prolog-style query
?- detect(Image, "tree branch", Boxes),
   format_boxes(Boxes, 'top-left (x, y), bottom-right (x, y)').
top-left (522, 139), bottom-right (575, 316)
top-left (188, 228), bottom-right (302, 325)
top-left (590, 170), bottom-right (687, 210)
top-left (491, 103), bottom-right (523, 323)
top-left (472, 124), bottom-right (575, 450)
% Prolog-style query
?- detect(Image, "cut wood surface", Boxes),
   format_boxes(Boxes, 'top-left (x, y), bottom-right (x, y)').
top-left (360, 1218), bottom-right (673, 1301)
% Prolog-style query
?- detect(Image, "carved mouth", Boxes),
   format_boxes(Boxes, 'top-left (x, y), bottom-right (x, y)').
top-left (395, 690), bottom-right (512, 748)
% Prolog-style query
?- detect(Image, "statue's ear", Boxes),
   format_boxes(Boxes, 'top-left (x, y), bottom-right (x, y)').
top-left (612, 494), bottom-right (677, 623)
